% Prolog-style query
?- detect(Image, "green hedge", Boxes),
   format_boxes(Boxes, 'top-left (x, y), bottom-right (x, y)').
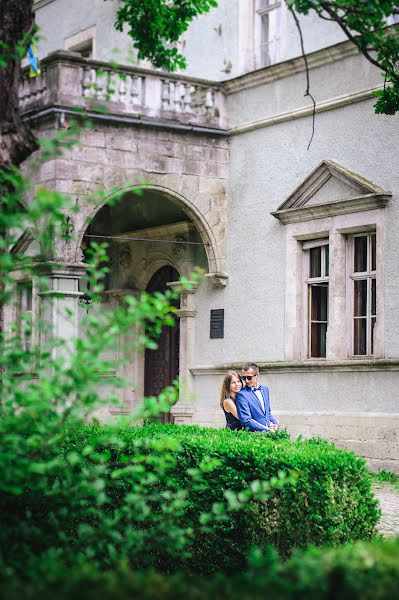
top-left (1, 424), bottom-right (380, 575)
top-left (2, 538), bottom-right (399, 600)
top-left (96, 424), bottom-right (380, 570)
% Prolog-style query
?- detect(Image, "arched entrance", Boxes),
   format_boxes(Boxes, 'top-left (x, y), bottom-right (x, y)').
top-left (78, 186), bottom-right (211, 420)
top-left (144, 266), bottom-right (180, 423)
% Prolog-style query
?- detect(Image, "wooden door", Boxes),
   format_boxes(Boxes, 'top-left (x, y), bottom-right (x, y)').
top-left (144, 266), bottom-right (180, 423)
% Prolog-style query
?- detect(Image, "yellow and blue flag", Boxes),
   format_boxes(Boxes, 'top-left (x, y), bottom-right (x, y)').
top-left (27, 44), bottom-right (41, 77)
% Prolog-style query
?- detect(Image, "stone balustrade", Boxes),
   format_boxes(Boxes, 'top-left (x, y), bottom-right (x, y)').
top-left (19, 51), bottom-right (227, 130)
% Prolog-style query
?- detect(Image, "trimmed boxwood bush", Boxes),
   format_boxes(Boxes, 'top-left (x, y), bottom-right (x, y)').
top-left (110, 425), bottom-right (380, 569)
top-left (1, 424), bottom-right (380, 576)
top-left (1, 537), bottom-right (399, 600)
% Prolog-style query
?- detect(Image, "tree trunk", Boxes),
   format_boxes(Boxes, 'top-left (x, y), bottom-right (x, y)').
top-left (0, 0), bottom-right (38, 168)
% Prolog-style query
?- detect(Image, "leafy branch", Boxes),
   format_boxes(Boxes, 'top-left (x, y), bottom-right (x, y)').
top-left (287, 1), bottom-right (399, 114)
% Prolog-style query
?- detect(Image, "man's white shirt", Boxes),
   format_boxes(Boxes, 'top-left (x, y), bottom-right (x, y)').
top-left (252, 387), bottom-right (265, 413)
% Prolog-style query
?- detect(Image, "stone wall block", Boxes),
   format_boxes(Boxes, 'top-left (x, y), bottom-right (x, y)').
top-left (203, 162), bottom-right (218, 178)
top-left (376, 429), bottom-right (398, 442)
top-left (76, 162), bottom-right (103, 183)
top-left (159, 173), bottom-right (182, 190)
top-left (38, 159), bottom-right (56, 182)
top-left (172, 142), bottom-right (186, 158)
top-left (56, 159), bottom-right (79, 180)
top-left (106, 132), bottom-right (138, 152)
top-left (339, 424), bottom-right (377, 441)
top-left (368, 459), bottom-right (399, 474)
top-left (335, 440), bottom-right (399, 460)
top-left (71, 181), bottom-right (95, 196)
top-left (82, 130), bottom-right (106, 148)
top-left (199, 177), bottom-right (226, 195)
top-left (216, 162), bottom-right (228, 179)
top-left (178, 174), bottom-right (199, 199)
top-left (216, 147), bottom-right (229, 164)
top-left (72, 145), bottom-right (107, 164)
top-left (55, 179), bottom-right (73, 193)
top-left (144, 156), bottom-right (172, 174)
top-left (183, 159), bottom-right (204, 176)
top-left (103, 166), bottom-right (128, 189)
top-left (193, 192), bottom-right (212, 216)
top-left (186, 144), bottom-right (208, 161)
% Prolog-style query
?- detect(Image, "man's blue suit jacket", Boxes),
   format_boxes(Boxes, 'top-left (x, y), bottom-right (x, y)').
top-left (236, 385), bottom-right (278, 432)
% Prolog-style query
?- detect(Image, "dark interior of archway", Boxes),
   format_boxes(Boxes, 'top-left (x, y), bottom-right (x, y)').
top-left (82, 189), bottom-right (208, 277)
top-left (86, 190), bottom-right (188, 235)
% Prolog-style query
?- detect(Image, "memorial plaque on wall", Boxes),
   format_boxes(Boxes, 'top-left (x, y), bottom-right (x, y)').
top-left (210, 308), bottom-right (224, 339)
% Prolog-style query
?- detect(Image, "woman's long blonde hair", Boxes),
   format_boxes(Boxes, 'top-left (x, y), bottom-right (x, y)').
top-left (219, 371), bottom-right (242, 408)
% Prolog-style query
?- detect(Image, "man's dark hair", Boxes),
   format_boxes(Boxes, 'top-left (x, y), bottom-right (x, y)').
top-left (242, 362), bottom-right (259, 374)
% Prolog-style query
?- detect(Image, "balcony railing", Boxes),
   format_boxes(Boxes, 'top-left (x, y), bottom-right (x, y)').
top-left (19, 51), bottom-right (227, 131)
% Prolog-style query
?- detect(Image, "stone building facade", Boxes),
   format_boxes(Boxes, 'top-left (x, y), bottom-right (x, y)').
top-left (10, 0), bottom-right (399, 472)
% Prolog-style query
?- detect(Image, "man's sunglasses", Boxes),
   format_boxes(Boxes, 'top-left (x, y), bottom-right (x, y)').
top-left (242, 374), bottom-right (256, 381)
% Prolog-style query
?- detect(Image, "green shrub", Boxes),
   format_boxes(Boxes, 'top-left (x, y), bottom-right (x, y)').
top-left (1, 537), bottom-right (399, 600)
top-left (1, 423), bottom-right (380, 576)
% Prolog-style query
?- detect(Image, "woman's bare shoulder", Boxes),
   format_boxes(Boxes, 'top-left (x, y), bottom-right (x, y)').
top-left (223, 397), bottom-right (236, 412)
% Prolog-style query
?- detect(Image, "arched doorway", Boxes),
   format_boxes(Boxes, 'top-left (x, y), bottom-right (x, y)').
top-left (144, 266), bottom-right (180, 423)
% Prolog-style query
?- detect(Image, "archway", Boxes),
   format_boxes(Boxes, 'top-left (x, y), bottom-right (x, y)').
top-left (144, 266), bottom-right (180, 423)
top-left (78, 187), bottom-right (209, 416)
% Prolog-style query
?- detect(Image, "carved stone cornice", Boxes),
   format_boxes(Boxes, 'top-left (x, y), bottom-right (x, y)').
top-left (167, 281), bottom-right (199, 295)
top-left (224, 39), bottom-right (360, 95)
top-left (271, 159), bottom-right (392, 224)
top-left (272, 193), bottom-right (391, 224)
top-left (205, 272), bottom-right (229, 287)
top-left (190, 358), bottom-right (399, 375)
top-left (176, 309), bottom-right (197, 318)
top-left (35, 261), bottom-right (87, 278)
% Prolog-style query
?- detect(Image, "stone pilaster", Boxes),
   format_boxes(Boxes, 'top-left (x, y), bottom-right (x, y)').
top-left (37, 262), bottom-right (86, 357)
top-left (167, 281), bottom-right (198, 423)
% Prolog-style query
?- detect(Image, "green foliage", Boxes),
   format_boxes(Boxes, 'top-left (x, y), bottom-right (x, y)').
top-left (2, 537), bottom-right (399, 600)
top-left (114, 0), bottom-right (218, 70)
top-left (1, 422), bottom-right (380, 578)
top-left (0, 122), bottom-right (201, 580)
top-left (287, 1), bottom-right (399, 115)
top-left (372, 470), bottom-right (399, 490)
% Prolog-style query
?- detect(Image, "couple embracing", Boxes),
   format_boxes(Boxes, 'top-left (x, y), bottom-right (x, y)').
top-left (220, 362), bottom-right (279, 433)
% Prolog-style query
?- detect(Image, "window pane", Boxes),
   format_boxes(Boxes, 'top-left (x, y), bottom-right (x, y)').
top-left (354, 318), bottom-right (367, 355)
top-left (259, 14), bottom-right (271, 66)
top-left (260, 13), bottom-right (269, 44)
top-left (25, 284), bottom-right (32, 311)
top-left (371, 317), bottom-right (376, 355)
top-left (354, 236), bottom-right (367, 272)
top-left (309, 246), bottom-right (322, 278)
top-left (311, 323), bottom-right (327, 358)
top-left (354, 279), bottom-right (367, 316)
top-left (371, 234), bottom-right (376, 271)
top-left (371, 278), bottom-right (376, 316)
top-left (311, 284), bottom-right (328, 321)
top-left (325, 244), bottom-right (329, 277)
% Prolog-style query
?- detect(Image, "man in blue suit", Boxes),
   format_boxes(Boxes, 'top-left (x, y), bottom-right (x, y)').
top-left (236, 362), bottom-right (279, 433)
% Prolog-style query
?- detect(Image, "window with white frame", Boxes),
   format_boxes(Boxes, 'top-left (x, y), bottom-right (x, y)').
top-left (65, 26), bottom-right (96, 59)
top-left (17, 281), bottom-right (33, 351)
top-left (256, 0), bottom-right (282, 68)
top-left (350, 233), bottom-right (376, 356)
top-left (304, 240), bottom-right (329, 358)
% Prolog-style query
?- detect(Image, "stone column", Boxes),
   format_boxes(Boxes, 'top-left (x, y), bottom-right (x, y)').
top-left (37, 262), bottom-right (86, 357)
top-left (167, 281), bottom-right (198, 424)
top-left (326, 232), bottom-right (347, 360)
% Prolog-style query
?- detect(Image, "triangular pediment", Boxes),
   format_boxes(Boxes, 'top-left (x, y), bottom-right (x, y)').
top-left (271, 160), bottom-right (391, 224)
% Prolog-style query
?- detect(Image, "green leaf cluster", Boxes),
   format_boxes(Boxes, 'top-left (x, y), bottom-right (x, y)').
top-left (114, 0), bottom-right (218, 71)
top-left (287, 1), bottom-right (399, 114)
